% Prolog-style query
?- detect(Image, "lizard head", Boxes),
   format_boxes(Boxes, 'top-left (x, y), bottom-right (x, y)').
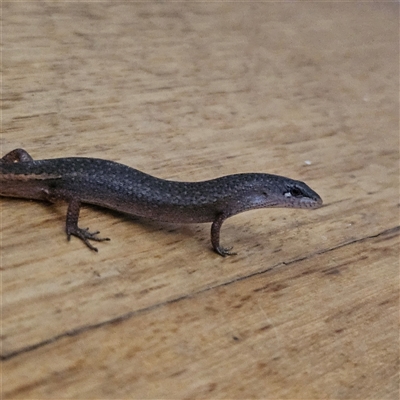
top-left (241, 175), bottom-right (323, 211)
top-left (274, 179), bottom-right (323, 209)
top-left (224, 174), bottom-right (323, 214)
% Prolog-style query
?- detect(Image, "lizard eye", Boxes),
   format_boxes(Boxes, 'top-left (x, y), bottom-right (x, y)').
top-left (289, 187), bottom-right (303, 197)
top-left (284, 186), bottom-right (303, 198)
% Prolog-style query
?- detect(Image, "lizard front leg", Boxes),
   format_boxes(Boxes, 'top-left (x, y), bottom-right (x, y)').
top-left (211, 213), bottom-right (237, 257)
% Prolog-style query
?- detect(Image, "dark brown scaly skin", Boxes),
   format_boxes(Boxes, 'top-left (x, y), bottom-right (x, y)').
top-left (0, 148), bottom-right (323, 256)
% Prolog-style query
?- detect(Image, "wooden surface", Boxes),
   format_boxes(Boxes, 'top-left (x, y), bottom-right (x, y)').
top-left (2, 2), bottom-right (398, 399)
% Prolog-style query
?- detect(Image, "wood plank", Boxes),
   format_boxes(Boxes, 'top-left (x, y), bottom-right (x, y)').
top-left (4, 229), bottom-right (399, 398)
top-left (2, 2), bottom-right (398, 398)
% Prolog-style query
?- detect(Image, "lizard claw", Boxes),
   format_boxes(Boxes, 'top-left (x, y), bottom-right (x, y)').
top-left (214, 246), bottom-right (237, 257)
top-left (67, 226), bottom-right (110, 252)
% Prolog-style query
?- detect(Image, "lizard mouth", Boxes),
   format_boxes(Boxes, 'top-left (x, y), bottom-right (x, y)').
top-left (301, 196), bottom-right (323, 209)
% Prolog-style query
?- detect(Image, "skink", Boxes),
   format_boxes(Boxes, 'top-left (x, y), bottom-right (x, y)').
top-left (0, 148), bottom-right (323, 256)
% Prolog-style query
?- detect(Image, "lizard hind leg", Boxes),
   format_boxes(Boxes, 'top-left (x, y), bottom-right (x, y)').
top-left (66, 198), bottom-right (110, 252)
top-left (1, 148), bottom-right (34, 163)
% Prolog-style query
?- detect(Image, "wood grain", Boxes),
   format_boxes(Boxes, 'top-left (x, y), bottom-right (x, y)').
top-left (2, 2), bottom-right (398, 399)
